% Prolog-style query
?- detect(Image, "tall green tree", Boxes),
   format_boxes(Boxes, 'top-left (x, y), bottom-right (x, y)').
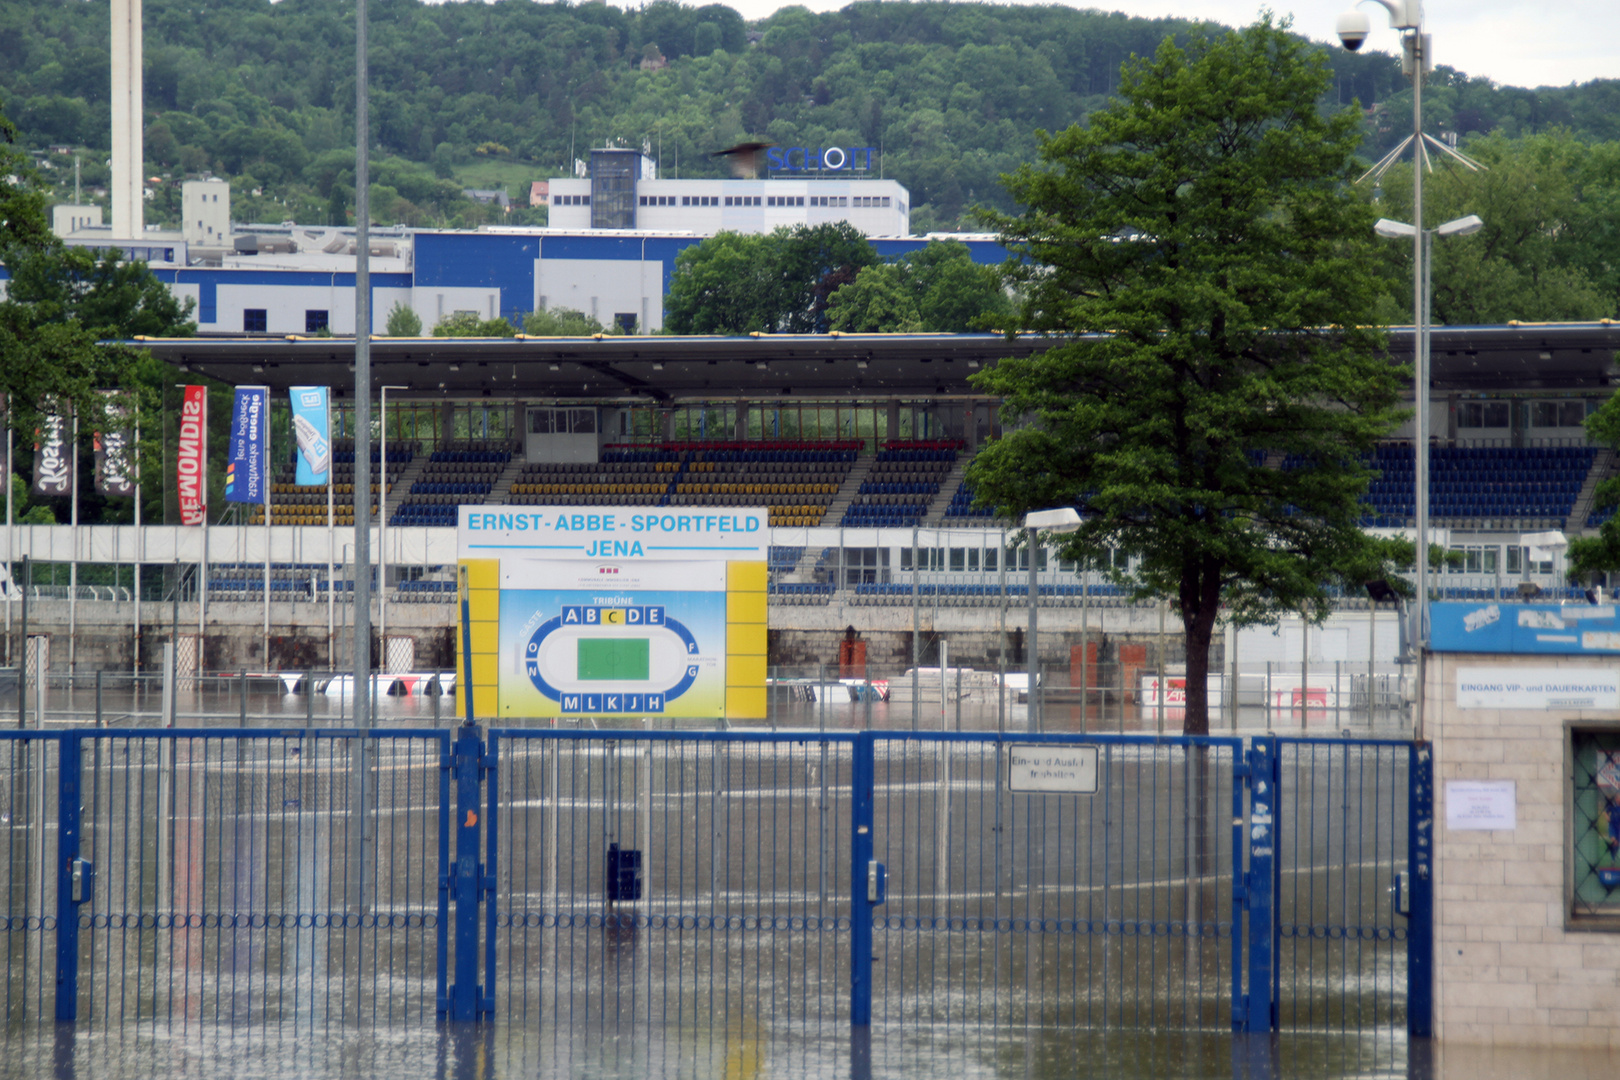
top-left (827, 240), bottom-right (1012, 332)
top-left (0, 96), bottom-right (194, 523)
top-left (969, 18), bottom-right (1404, 735)
top-left (665, 224), bottom-right (879, 334)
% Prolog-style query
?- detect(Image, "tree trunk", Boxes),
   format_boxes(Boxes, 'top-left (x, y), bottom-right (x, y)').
top-left (1180, 598), bottom-right (1220, 736)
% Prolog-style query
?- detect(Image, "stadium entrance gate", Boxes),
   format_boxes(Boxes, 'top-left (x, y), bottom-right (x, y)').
top-left (3, 728), bottom-right (1430, 1036)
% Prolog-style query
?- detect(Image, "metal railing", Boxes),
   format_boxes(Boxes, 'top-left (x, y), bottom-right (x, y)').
top-left (0, 725), bottom-right (1428, 1041)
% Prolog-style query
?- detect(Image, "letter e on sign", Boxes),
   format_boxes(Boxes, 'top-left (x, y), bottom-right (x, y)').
top-left (1008, 744), bottom-right (1100, 795)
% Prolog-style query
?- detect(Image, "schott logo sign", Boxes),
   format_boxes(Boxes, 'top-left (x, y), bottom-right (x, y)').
top-left (766, 146), bottom-right (877, 172)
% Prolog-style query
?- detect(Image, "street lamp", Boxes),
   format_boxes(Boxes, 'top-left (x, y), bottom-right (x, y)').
top-left (1372, 212), bottom-right (1484, 740)
top-left (1022, 507), bottom-right (1082, 732)
top-left (1338, 0), bottom-right (1484, 741)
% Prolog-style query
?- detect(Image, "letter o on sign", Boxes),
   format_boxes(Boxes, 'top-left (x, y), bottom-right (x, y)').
top-left (823, 147), bottom-right (847, 170)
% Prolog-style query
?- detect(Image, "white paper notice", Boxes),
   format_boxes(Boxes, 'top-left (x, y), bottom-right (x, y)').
top-left (1445, 780), bottom-right (1516, 831)
top-left (1008, 744), bottom-right (1099, 795)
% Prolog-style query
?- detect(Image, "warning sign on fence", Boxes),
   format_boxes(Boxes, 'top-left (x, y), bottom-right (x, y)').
top-left (1008, 744), bottom-right (1099, 795)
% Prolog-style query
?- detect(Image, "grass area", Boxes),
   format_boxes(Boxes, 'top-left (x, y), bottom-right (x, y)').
top-left (450, 156), bottom-right (558, 197)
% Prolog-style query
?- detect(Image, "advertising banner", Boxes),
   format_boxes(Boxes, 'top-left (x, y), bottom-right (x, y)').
top-left (288, 386), bottom-right (331, 486)
top-left (94, 394), bottom-right (135, 497)
top-left (224, 385), bottom-right (268, 505)
top-left (32, 403), bottom-right (70, 497)
top-left (177, 385), bottom-right (207, 524)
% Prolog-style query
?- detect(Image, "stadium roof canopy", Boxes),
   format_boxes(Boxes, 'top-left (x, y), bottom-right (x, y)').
top-left (123, 322), bottom-right (1620, 402)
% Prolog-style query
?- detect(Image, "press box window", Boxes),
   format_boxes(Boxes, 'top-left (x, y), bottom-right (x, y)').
top-left (243, 308), bottom-right (267, 332)
top-left (1458, 401), bottom-right (1510, 428)
top-left (1530, 401), bottom-right (1589, 428)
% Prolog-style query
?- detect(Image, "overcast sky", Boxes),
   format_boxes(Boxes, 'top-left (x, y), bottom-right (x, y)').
top-left (706, 0), bottom-right (1620, 90)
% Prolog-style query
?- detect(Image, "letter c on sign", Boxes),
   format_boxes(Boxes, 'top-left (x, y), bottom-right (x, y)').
top-left (786, 147), bottom-right (806, 170)
top-left (823, 147), bottom-right (847, 170)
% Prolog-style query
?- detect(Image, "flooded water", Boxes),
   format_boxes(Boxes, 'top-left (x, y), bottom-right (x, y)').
top-left (0, 672), bottom-right (1458, 1079)
top-left (0, 1021), bottom-right (1438, 1080)
top-left (10, 673), bottom-right (1414, 739)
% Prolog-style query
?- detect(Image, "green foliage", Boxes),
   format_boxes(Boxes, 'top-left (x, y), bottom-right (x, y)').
top-left (431, 312), bottom-right (517, 338)
top-left (384, 301), bottom-right (423, 337)
top-left (1571, 398), bottom-right (1620, 577)
top-left (827, 264), bottom-right (922, 333)
top-left (665, 223), bottom-right (878, 334)
top-left (0, 96), bottom-right (194, 526)
top-left (1374, 130), bottom-right (1617, 323)
top-left (523, 307), bottom-right (606, 336)
top-left (828, 241), bottom-right (1011, 332)
top-left (969, 18), bottom-right (1404, 734)
top-left (5, 0), bottom-right (1616, 230)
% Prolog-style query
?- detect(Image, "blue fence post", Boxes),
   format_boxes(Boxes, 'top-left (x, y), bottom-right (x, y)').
top-left (1242, 735), bottom-right (1279, 1033)
top-left (450, 722), bottom-right (484, 1021)
top-left (54, 732), bottom-right (84, 1022)
top-left (482, 731), bottom-right (498, 1018)
top-left (436, 731), bottom-right (452, 1017)
top-left (850, 731), bottom-right (875, 1027)
top-left (1408, 740), bottom-right (1434, 1037)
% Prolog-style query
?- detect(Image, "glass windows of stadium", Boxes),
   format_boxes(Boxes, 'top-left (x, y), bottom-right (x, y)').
top-left (1457, 401), bottom-right (1510, 429)
top-left (609, 401), bottom-right (987, 450)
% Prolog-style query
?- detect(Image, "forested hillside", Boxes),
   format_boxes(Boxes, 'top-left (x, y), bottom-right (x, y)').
top-left (3, 0), bottom-right (1618, 231)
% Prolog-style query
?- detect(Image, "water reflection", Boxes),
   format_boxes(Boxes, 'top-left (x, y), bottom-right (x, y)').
top-left (10, 676), bottom-right (1413, 738)
top-left (7, 1022), bottom-right (1500, 1080)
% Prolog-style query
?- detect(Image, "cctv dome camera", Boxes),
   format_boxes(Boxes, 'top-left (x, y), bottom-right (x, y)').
top-left (1337, 10), bottom-right (1371, 50)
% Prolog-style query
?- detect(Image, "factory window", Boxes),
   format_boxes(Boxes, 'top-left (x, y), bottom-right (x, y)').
top-left (305, 310), bottom-right (329, 334)
top-left (243, 309), bottom-right (267, 333)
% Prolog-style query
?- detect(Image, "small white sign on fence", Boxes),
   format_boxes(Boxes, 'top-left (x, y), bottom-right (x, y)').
top-left (1008, 744), bottom-right (1100, 795)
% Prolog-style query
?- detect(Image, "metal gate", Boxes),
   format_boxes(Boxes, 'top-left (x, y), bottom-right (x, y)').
top-left (1, 732), bottom-right (60, 1023)
top-left (1265, 736), bottom-right (1430, 1035)
top-left (10, 726), bottom-right (1429, 1035)
top-left (485, 729), bottom-right (857, 1035)
top-left (864, 733), bottom-right (1245, 1030)
top-left (56, 728), bottom-right (450, 1026)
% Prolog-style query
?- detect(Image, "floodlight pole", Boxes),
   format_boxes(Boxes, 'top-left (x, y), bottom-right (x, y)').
top-left (1411, 39), bottom-right (1427, 743)
top-left (353, 0), bottom-right (372, 729)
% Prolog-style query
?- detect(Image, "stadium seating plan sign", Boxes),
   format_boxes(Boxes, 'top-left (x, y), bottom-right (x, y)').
top-left (456, 507), bottom-right (770, 720)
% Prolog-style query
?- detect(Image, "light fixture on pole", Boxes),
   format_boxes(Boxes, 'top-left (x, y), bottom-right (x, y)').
top-left (1339, 0), bottom-right (1484, 743)
top-left (1372, 211), bottom-right (1483, 739)
top-left (1022, 507), bottom-right (1082, 732)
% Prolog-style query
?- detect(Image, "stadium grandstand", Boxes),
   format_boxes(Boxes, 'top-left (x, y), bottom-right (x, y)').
top-left (4, 322), bottom-right (1618, 676)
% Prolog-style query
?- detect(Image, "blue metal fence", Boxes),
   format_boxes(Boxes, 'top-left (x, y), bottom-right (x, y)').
top-left (864, 732), bottom-right (1244, 1030)
top-left (485, 729), bottom-right (857, 1036)
top-left (56, 728), bottom-right (450, 1026)
top-left (1, 732), bottom-right (60, 1024)
top-left (2, 725), bottom-right (1430, 1037)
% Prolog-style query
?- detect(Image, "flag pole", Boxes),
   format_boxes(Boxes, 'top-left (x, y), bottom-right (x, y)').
top-left (263, 386), bottom-right (272, 666)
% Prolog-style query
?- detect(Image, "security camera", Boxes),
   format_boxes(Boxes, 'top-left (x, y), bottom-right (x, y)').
top-left (1337, 10), bottom-right (1371, 49)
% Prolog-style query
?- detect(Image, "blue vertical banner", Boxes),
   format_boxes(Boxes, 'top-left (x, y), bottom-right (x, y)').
top-left (225, 385), bottom-right (268, 504)
top-left (288, 386), bottom-right (331, 486)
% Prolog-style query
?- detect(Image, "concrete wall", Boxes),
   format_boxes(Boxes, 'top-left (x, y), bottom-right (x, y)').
top-left (1430, 651), bottom-right (1620, 1049)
